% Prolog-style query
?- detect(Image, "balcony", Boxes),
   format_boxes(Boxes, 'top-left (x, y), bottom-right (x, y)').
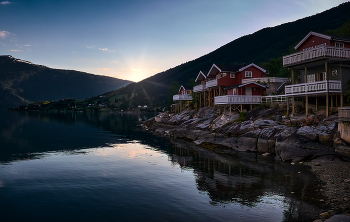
top-left (283, 46), bottom-right (350, 66)
top-left (214, 95), bottom-right (262, 105)
top-left (193, 84), bottom-right (207, 92)
top-left (285, 80), bottom-right (341, 96)
top-left (206, 79), bottom-right (218, 88)
top-left (241, 77), bottom-right (290, 84)
top-left (173, 94), bottom-right (192, 101)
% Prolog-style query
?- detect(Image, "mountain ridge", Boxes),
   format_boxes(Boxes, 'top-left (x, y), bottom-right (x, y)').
top-left (0, 55), bottom-right (132, 108)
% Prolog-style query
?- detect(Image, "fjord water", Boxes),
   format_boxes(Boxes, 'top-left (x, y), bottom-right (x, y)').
top-left (0, 111), bottom-right (323, 222)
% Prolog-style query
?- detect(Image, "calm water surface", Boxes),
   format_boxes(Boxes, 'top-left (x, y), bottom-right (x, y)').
top-left (0, 111), bottom-right (324, 221)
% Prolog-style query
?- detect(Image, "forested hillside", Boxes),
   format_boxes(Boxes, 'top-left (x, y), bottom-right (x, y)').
top-left (105, 2), bottom-right (350, 110)
top-left (0, 56), bottom-right (131, 108)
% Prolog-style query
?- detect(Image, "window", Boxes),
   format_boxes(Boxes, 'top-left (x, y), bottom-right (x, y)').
top-left (230, 73), bottom-right (235, 78)
top-left (222, 73), bottom-right (227, 77)
top-left (322, 72), bottom-right (327, 80)
top-left (307, 74), bottom-right (315, 83)
top-left (335, 42), bottom-right (344, 48)
top-left (245, 71), bottom-right (252, 77)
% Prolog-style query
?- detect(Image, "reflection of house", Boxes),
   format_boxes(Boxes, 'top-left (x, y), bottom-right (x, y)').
top-left (283, 31), bottom-right (350, 116)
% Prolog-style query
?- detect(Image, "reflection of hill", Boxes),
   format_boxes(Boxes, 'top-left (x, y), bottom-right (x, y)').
top-left (0, 111), bottom-right (169, 163)
top-left (167, 140), bottom-right (324, 221)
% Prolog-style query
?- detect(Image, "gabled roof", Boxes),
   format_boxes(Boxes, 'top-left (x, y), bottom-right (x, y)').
top-left (295, 31), bottom-right (350, 49)
top-left (224, 81), bottom-right (268, 90)
top-left (195, 71), bottom-right (207, 82)
top-left (238, 63), bottom-right (267, 73)
top-left (207, 64), bottom-right (244, 77)
top-left (178, 85), bottom-right (192, 92)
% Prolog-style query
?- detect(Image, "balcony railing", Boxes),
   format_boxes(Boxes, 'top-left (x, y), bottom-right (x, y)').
top-left (283, 46), bottom-right (350, 66)
top-left (262, 95), bottom-right (287, 103)
top-left (214, 95), bottom-right (262, 105)
top-left (193, 84), bottom-right (207, 92)
top-left (206, 79), bottom-right (218, 88)
top-left (241, 77), bottom-right (290, 84)
top-left (339, 107), bottom-right (350, 120)
top-left (173, 94), bottom-right (193, 101)
top-left (285, 80), bottom-right (341, 96)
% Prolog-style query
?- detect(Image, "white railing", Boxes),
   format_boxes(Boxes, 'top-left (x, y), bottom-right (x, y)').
top-left (193, 84), bottom-right (207, 92)
top-left (206, 79), bottom-right (218, 88)
top-left (242, 77), bottom-right (290, 84)
top-left (214, 95), bottom-right (262, 105)
top-left (262, 95), bottom-right (287, 103)
top-left (283, 46), bottom-right (350, 66)
top-left (173, 94), bottom-right (193, 101)
top-left (285, 80), bottom-right (341, 95)
top-left (339, 107), bottom-right (350, 119)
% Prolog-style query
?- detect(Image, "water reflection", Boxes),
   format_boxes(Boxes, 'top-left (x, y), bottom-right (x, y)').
top-left (0, 110), bottom-right (324, 221)
top-left (167, 140), bottom-right (324, 221)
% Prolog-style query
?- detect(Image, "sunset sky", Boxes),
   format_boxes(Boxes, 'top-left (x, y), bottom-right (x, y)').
top-left (0, 0), bottom-right (348, 82)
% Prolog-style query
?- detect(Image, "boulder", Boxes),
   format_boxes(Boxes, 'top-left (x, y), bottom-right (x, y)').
top-left (333, 137), bottom-right (350, 159)
top-left (257, 126), bottom-right (285, 154)
top-left (296, 126), bottom-right (319, 141)
top-left (236, 129), bottom-right (261, 152)
top-left (221, 137), bottom-right (239, 149)
top-left (210, 113), bottom-right (240, 130)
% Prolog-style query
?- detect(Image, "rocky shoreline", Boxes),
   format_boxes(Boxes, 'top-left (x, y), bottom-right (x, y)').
top-left (143, 106), bottom-right (350, 221)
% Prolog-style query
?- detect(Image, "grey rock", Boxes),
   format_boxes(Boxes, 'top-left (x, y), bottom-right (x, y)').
top-left (236, 129), bottom-right (261, 152)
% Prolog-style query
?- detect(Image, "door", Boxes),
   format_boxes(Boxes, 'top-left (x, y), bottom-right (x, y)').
top-left (245, 87), bottom-right (252, 95)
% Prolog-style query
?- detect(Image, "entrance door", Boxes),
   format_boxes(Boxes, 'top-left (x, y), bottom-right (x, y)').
top-left (245, 87), bottom-right (252, 95)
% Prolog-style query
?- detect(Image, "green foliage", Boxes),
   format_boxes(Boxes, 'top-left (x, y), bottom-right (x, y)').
top-left (168, 81), bottom-right (180, 108)
top-left (326, 19), bottom-right (350, 37)
top-left (237, 112), bottom-right (246, 122)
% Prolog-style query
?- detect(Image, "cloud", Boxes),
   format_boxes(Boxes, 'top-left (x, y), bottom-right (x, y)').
top-left (98, 68), bottom-right (114, 71)
top-left (111, 61), bottom-right (118, 63)
top-left (87, 46), bottom-right (93, 48)
top-left (25, 44), bottom-right (31, 46)
top-left (0, 31), bottom-right (10, 38)
top-left (99, 48), bottom-right (115, 52)
top-left (10, 49), bottom-right (21, 52)
top-left (0, 1), bottom-right (11, 5)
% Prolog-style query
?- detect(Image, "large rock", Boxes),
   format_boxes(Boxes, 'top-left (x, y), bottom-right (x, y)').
top-left (221, 137), bottom-right (239, 149)
top-left (236, 129), bottom-right (261, 152)
top-left (275, 131), bottom-right (335, 162)
top-left (257, 126), bottom-right (286, 154)
top-left (228, 120), bottom-right (258, 136)
top-left (210, 113), bottom-right (240, 130)
top-left (333, 137), bottom-right (350, 159)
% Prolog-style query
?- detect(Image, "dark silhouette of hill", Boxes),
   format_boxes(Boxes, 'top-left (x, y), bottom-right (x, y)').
top-left (0, 56), bottom-right (132, 108)
top-left (105, 2), bottom-right (350, 109)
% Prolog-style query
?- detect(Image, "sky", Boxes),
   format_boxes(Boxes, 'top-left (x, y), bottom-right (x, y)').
top-left (0, 0), bottom-right (349, 82)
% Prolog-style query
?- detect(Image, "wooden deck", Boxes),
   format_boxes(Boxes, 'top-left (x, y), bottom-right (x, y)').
top-left (214, 95), bottom-right (262, 105)
top-left (193, 84), bottom-right (207, 92)
top-left (173, 94), bottom-right (192, 101)
top-left (283, 46), bottom-right (350, 66)
top-left (285, 80), bottom-right (341, 96)
top-left (206, 79), bottom-right (218, 88)
top-left (241, 77), bottom-right (290, 84)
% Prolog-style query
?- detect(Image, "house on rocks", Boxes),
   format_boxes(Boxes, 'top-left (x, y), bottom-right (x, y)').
top-left (172, 85), bottom-right (193, 113)
top-left (192, 63), bottom-right (289, 111)
top-left (283, 31), bottom-right (350, 116)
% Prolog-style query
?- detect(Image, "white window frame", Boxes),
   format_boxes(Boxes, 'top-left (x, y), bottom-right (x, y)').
top-left (230, 73), bottom-right (235, 78)
top-left (335, 42), bottom-right (344, 48)
top-left (245, 71), bottom-right (252, 78)
top-left (307, 74), bottom-right (315, 83)
top-left (323, 72), bottom-right (327, 80)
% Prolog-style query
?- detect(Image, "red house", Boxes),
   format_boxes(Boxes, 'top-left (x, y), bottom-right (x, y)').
top-left (196, 63), bottom-right (269, 107)
top-left (283, 31), bottom-right (350, 116)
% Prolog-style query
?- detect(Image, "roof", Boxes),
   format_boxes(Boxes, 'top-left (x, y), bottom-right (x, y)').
top-left (195, 70), bottom-right (207, 82)
top-left (295, 31), bottom-right (350, 49)
top-left (224, 81), bottom-right (269, 90)
top-left (238, 63), bottom-right (267, 73)
top-left (178, 85), bottom-right (192, 92)
top-left (207, 64), bottom-right (244, 77)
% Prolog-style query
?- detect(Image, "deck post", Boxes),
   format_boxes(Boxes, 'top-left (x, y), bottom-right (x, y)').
top-left (341, 93), bottom-right (343, 107)
top-left (199, 93), bottom-right (201, 108)
top-left (230, 105), bottom-right (232, 115)
top-left (240, 104), bottom-right (242, 112)
top-left (306, 95), bottom-right (308, 116)
top-left (286, 96), bottom-right (289, 116)
top-left (316, 96), bottom-right (318, 112)
top-left (331, 95), bottom-right (333, 111)
top-left (326, 61), bottom-right (329, 117)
